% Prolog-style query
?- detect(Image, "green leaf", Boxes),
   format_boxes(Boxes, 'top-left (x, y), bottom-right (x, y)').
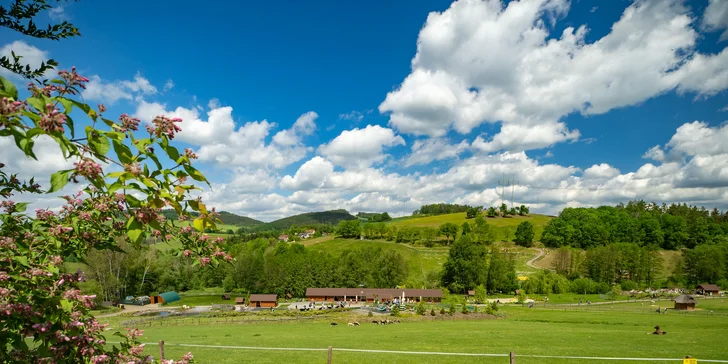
top-left (124, 194), bottom-right (142, 208)
top-left (26, 97), bottom-right (45, 112)
top-left (65, 115), bottom-right (76, 138)
top-left (133, 138), bottom-right (152, 153)
top-left (192, 217), bottom-right (205, 232)
top-left (184, 165), bottom-right (208, 184)
top-left (164, 145), bottom-right (180, 162)
top-left (89, 133), bottom-right (110, 156)
top-left (56, 97), bottom-right (73, 114)
top-left (188, 200), bottom-right (200, 211)
top-left (48, 170), bottom-right (71, 193)
top-left (61, 299), bottom-right (73, 313)
top-left (126, 217), bottom-right (144, 245)
top-left (0, 75), bottom-right (18, 99)
top-left (14, 202), bottom-right (28, 213)
top-left (13, 256), bottom-right (29, 267)
top-left (112, 140), bottom-right (134, 164)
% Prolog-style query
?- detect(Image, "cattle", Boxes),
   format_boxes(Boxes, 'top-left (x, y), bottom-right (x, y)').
top-left (330, 322), bottom-right (338, 327)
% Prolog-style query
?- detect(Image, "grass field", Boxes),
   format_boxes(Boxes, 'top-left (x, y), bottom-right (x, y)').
top-left (119, 298), bottom-right (728, 363)
top-left (388, 213), bottom-right (552, 242)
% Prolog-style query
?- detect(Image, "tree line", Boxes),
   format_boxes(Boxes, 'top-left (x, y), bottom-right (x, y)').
top-left (542, 201), bottom-right (728, 250)
top-left (356, 212), bottom-right (392, 222)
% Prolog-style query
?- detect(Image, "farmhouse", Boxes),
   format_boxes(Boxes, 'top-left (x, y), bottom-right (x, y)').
top-left (305, 288), bottom-right (442, 303)
top-left (673, 294), bottom-right (697, 310)
top-left (298, 229), bottom-right (316, 239)
top-left (697, 284), bottom-right (720, 296)
top-left (278, 234), bottom-right (289, 242)
top-left (235, 297), bottom-right (245, 305)
top-left (249, 294), bottom-right (278, 308)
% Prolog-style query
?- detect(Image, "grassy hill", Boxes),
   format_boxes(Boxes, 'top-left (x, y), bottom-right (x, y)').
top-left (388, 212), bottom-right (553, 241)
top-left (258, 209), bottom-right (357, 230)
top-left (158, 209), bottom-right (263, 227)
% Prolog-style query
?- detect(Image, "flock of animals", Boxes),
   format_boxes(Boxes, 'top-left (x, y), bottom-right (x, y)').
top-left (330, 319), bottom-right (402, 327)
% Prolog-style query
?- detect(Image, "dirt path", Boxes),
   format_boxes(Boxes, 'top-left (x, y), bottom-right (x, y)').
top-left (526, 248), bottom-right (545, 269)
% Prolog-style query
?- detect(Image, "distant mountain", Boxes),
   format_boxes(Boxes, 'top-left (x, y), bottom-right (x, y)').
top-left (260, 209), bottom-right (357, 230)
top-left (158, 210), bottom-right (263, 227)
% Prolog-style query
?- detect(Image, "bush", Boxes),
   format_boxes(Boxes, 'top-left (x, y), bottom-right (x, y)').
top-left (222, 276), bottom-right (236, 293)
top-left (430, 309), bottom-right (436, 316)
top-left (368, 311), bottom-right (373, 318)
top-left (416, 301), bottom-right (426, 316)
top-left (440, 308), bottom-right (446, 315)
top-left (448, 304), bottom-right (455, 316)
top-left (461, 304), bottom-right (469, 314)
top-left (620, 280), bottom-right (639, 291)
top-left (517, 290), bottom-right (526, 304)
top-left (391, 305), bottom-right (400, 317)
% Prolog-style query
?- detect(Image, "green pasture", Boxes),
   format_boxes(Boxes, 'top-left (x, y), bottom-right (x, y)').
top-left (387, 213), bottom-right (552, 242)
top-left (117, 298), bottom-right (728, 363)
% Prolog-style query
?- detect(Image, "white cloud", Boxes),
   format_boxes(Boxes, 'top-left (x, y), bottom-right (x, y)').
top-left (379, 0), bottom-right (728, 154)
top-left (83, 73), bottom-right (157, 104)
top-left (280, 156), bottom-right (334, 190)
top-left (664, 121), bottom-right (728, 157)
top-left (48, 6), bottom-right (68, 20)
top-left (163, 79), bottom-right (175, 92)
top-left (703, 0), bottom-right (728, 41)
top-left (135, 101), bottom-right (315, 169)
top-left (339, 110), bottom-right (364, 122)
top-left (318, 125), bottom-right (405, 168)
top-left (643, 145), bottom-right (666, 162)
top-left (405, 138), bottom-right (469, 167)
top-left (583, 163), bottom-right (620, 180)
top-left (0, 41), bottom-right (49, 79)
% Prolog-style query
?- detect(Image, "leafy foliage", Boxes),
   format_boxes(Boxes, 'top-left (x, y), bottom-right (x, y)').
top-left (356, 212), bottom-right (391, 222)
top-left (514, 221), bottom-right (535, 247)
top-left (260, 210), bottom-right (356, 230)
top-left (336, 219), bottom-right (362, 238)
top-left (414, 203), bottom-right (471, 216)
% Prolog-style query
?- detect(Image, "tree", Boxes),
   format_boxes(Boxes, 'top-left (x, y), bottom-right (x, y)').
top-left (514, 221), bottom-right (535, 247)
top-left (440, 234), bottom-right (487, 293)
top-left (336, 220), bottom-right (361, 238)
top-left (486, 207), bottom-right (498, 218)
top-left (416, 301), bottom-right (426, 315)
top-left (0, 69), bottom-right (204, 362)
top-left (499, 203), bottom-right (508, 217)
top-left (466, 206), bottom-right (482, 219)
top-left (519, 205), bottom-right (530, 216)
top-left (503, 227), bottom-right (512, 242)
top-left (474, 284), bottom-right (487, 304)
top-left (472, 216), bottom-right (493, 244)
top-left (461, 222), bottom-right (471, 235)
top-left (439, 223), bottom-right (459, 244)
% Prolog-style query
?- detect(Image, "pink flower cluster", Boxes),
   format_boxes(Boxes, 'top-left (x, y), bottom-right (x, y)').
top-left (124, 162), bottom-right (142, 176)
top-left (0, 97), bottom-right (25, 116)
top-left (39, 103), bottom-right (67, 133)
top-left (151, 115), bottom-right (183, 140)
top-left (119, 113), bottom-right (140, 132)
top-left (184, 148), bottom-right (198, 160)
top-left (57, 66), bottom-right (90, 94)
top-left (74, 158), bottom-right (103, 179)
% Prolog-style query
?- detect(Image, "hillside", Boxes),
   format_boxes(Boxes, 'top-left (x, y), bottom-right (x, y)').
top-left (388, 212), bottom-right (553, 241)
top-left (258, 209), bottom-right (357, 230)
top-left (158, 209), bottom-right (263, 227)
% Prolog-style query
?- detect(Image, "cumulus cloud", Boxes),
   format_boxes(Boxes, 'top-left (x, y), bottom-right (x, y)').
top-left (405, 138), bottom-right (469, 167)
top-left (83, 73), bottom-right (158, 104)
top-left (163, 79), bottom-right (175, 92)
top-left (703, 0), bottom-right (728, 41)
top-left (318, 125), bottom-right (405, 168)
top-left (135, 101), bottom-right (315, 169)
top-left (0, 41), bottom-right (49, 79)
top-left (338, 110), bottom-right (364, 122)
top-left (379, 0), bottom-right (728, 153)
top-left (583, 163), bottom-right (620, 180)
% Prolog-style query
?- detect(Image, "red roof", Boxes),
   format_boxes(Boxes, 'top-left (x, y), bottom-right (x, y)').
top-left (249, 294), bottom-right (277, 302)
top-left (698, 284), bottom-right (720, 291)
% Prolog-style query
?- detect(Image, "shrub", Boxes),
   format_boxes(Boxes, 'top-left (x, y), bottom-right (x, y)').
top-left (415, 301), bottom-right (426, 316)
top-left (620, 280), bottom-right (639, 291)
top-left (461, 304), bottom-right (469, 314)
top-left (391, 305), bottom-right (400, 317)
top-left (440, 308), bottom-right (446, 315)
top-left (430, 309), bottom-right (436, 316)
top-left (368, 311), bottom-right (373, 318)
top-left (517, 290), bottom-right (526, 304)
top-left (448, 304), bottom-right (456, 316)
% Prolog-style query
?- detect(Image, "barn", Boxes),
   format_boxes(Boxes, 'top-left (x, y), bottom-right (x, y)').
top-left (249, 294), bottom-right (278, 308)
top-left (697, 284), bottom-right (720, 296)
top-left (305, 288), bottom-right (443, 303)
top-left (674, 294), bottom-right (697, 310)
top-left (150, 291), bottom-right (181, 305)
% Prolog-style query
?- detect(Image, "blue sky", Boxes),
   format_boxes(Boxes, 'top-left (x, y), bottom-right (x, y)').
top-left (2, 0), bottom-right (728, 221)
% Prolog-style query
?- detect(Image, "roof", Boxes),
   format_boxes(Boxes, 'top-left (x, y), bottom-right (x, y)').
top-left (674, 294), bottom-right (697, 304)
top-left (467, 290), bottom-right (475, 296)
top-left (159, 291), bottom-right (180, 303)
top-left (235, 297), bottom-right (245, 303)
top-left (249, 294), bottom-right (277, 302)
top-left (698, 284), bottom-right (720, 291)
top-left (305, 288), bottom-right (443, 298)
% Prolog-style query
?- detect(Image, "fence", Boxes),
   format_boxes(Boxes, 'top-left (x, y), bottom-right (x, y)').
top-left (150, 341), bottom-right (728, 363)
top-left (121, 314), bottom-right (328, 327)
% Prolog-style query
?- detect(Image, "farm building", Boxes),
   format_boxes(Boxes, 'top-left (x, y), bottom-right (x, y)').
top-left (278, 234), bottom-right (289, 242)
top-left (249, 294), bottom-right (278, 308)
top-left (697, 284), bottom-right (720, 296)
top-left (150, 291), bottom-right (180, 305)
top-left (673, 294), bottom-right (697, 310)
top-left (305, 288), bottom-right (443, 303)
top-left (298, 230), bottom-right (316, 239)
top-left (235, 297), bottom-right (245, 304)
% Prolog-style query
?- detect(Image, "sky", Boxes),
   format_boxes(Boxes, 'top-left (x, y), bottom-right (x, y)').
top-left (1, 0), bottom-right (728, 221)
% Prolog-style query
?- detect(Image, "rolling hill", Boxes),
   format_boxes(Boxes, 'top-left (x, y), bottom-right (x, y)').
top-left (158, 209), bottom-right (263, 227)
top-left (257, 209), bottom-right (357, 230)
top-left (387, 212), bottom-right (553, 241)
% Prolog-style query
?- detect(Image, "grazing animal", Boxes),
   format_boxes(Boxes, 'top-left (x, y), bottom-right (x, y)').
top-left (348, 322), bottom-right (355, 327)
top-left (372, 320), bottom-right (379, 325)
top-left (330, 322), bottom-right (338, 327)
top-left (650, 325), bottom-right (667, 335)
top-left (380, 320), bottom-right (387, 324)
top-left (353, 321), bottom-right (360, 326)
top-left (395, 320), bottom-right (401, 324)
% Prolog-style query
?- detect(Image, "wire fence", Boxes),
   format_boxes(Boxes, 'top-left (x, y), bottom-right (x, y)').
top-left (148, 342), bottom-right (728, 363)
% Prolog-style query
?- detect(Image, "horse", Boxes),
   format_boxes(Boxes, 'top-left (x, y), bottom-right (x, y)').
top-left (330, 322), bottom-right (338, 327)
top-left (372, 320), bottom-right (379, 325)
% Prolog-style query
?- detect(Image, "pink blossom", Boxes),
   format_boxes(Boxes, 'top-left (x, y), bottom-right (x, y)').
top-left (151, 115), bottom-right (183, 139)
top-left (39, 103), bottom-right (67, 133)
top-left (119, 114), bottom-right (140, 132)
top-left (124, 162), bottom-right (142, 176)
top-left (0, 272), bottom-right (10, 281)
top-left (183, 249), bottom-right (192, 257)
top-left (184, 148), bottom-right (198, 160)
top-left (199, 257), bottom-right (211, 267)
top-left (74, 158), bottom-right (103, 179)
top-left (0, 97), bottom-right (26, 116)
top-left (98, 104), bottom-right (107, 113)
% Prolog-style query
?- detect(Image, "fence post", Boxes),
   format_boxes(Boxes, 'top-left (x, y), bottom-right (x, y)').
top-left (509, 351), bottom-right (515, 364)
top-left (158, 341), bottom-right (165, 360)
top-left (327, 346), bottom-right (333, 364)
